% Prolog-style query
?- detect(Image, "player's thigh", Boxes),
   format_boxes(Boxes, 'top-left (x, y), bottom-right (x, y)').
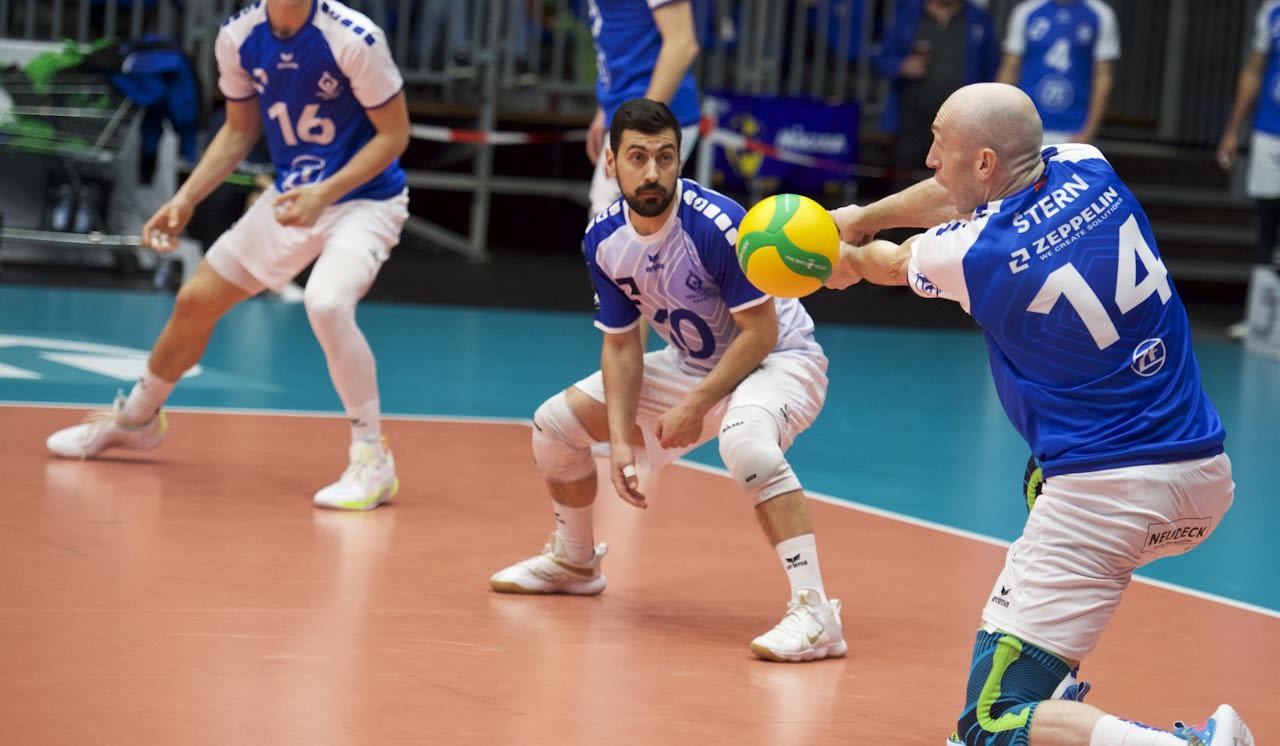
top-left (205, 186), bottom-right (326, 292)
top-left (725, 350), bottom-right (828, 449)
top-left (570, 347), bottom-right (718, 464)
top-left (563, 385), bottom-right (619, 444)
top-left (982, 454), bottom-right (1234, 663)
top-left (305, 191), bottom-right (408, 302)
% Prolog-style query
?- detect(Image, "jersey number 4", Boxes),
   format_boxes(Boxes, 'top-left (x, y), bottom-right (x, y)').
top-left (1026, 215), bottom-right (1172, 350)
top-left (268, 102), bottom-right (336, 146)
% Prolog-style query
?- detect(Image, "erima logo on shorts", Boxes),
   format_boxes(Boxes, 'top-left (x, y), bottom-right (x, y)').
top-left (1144, 517), bottom-right (1212, 553)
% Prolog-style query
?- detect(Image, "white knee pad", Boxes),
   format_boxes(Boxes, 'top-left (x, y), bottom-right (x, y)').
top-left (718, 406), bottom-right (801, 504)
top-left (531, 391), bottom-right (597, 483)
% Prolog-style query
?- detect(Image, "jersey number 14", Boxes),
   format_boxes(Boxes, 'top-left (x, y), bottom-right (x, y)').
top-left (1026, 215), bottom-right (1172, 350)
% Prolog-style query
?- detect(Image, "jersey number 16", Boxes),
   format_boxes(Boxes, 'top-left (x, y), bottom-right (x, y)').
top-left (268, 102), bottom-right (336, 146)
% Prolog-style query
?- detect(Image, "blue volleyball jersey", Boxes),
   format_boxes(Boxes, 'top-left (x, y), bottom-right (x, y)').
top-left (587, 0), bottom-right (701, 127)
top-left (584, 179), bottom-right (822, 373)
top-left (1251, 0), bottom-right (1280, 136)
top-left (215, 0), bottom-right (406, 201)
top-left (1003, 0), bottom-right (1119, 134)
top-left (906, 145), bottom-right (1224, 477)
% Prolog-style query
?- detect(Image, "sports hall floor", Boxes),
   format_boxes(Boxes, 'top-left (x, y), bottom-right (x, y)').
top-left (0, 245), bottom-right (1276, 745)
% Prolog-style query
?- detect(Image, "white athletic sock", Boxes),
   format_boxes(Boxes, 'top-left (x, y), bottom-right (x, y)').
top-left (775, 534), bottom-right (826, 598)
top-left (553, 502), bottom-right (595, 564)
top-left (347, 398), bottom-right (381, 444)
top-left (122, 369), bottom-right (176, 424)
top-left (1090, 716), bottom-right (1186, 746)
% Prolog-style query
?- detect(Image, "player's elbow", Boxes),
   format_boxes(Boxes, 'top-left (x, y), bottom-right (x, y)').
top-left (676, 36), bottom-right (700, 68)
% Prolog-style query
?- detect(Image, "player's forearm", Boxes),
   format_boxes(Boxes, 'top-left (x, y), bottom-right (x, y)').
top-left (646, 2), bottom-right (699, 104)
top-left (173, 125), bottom-right (260, 208)
top-left (601, 333), bottom-right (645, 446)
top-left (848, 239), bottom-right (912, 286)
top-left (863, 178), bottom-right (966, 231)
top-left (312, 129), bottom-right (409, 206)
top-left (996, 54), bottom-right (1020, 86)
top-left (645, 40), bottom-right (699, 104)
top-left (1225, 68), bottom-right (1263, 135)
top-left (1080, 63), bottom-right (1113, 139)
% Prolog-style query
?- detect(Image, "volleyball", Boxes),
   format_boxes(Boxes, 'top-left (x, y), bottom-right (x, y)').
top-left (736, 193), bottom-right (840, 298)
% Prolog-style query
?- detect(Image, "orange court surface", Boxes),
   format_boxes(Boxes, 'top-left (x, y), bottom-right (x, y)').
top-left (1, 407), bottom-right (1275, 745)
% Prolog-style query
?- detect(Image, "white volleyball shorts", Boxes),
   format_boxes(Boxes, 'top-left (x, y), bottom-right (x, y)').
top-left (206, 186), bottom-right (410, 293)
top-left (572, 345), bottom-right (829, 472)
top-left (981, 452), bottom-right (1234, 663)
top-left (1247, 130), bottom-right (1280, 198)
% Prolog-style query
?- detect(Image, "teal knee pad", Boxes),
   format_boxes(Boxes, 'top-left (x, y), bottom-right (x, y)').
top-left (954, 630), bottom-right (1071, 746)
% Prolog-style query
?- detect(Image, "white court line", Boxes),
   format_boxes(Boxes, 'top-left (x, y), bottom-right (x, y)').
top-left (9, 401), bottom-right (1279, 620)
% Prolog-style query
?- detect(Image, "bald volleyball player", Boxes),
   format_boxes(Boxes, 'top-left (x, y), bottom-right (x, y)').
top-left (826, 83), bottom-right (1254, 746)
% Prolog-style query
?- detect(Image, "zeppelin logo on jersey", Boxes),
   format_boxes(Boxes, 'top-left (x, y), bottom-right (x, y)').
top-left (1130, 338), bottom-right (1166, 377)
top-left (276, 52), bottom-right (299, 70)
top-left (1143, 517), bottom-right (1211, 554)
top-left (913, 272), bottom-right (940, 297)
top-left (316, 71), bottom-right (342, 100)
top-left (1009, 247), bottom-right (1031, 274)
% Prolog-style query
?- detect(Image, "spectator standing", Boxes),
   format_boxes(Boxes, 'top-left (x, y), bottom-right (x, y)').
top-left (998, 0), bottom-right (1119, 145)
top-left (873, 0), bottom-right (999, 192)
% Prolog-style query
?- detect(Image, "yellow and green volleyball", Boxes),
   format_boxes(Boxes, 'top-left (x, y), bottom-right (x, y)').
top-left (736, 193), bottom-right (839, 298)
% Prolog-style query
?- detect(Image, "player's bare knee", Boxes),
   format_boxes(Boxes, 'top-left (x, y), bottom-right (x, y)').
top-left (171, 281), bottom-right (224, 324)
top-left (532, 392), bottom-right (596, 483)
top-left (718, 407), bottom-right (800, 504)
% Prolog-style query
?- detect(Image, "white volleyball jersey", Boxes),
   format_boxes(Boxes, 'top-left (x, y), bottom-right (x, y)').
top-left (584, 179), bottom-right (823, 373)
top-left (215, 0), bottom-right (405, 201)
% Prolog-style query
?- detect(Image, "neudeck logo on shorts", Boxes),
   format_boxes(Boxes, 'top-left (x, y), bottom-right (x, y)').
top-left (1144, 517), bottom-right (1211, 553)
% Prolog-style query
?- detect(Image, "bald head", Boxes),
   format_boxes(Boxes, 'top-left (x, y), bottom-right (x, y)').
top-left (927, 83), bottom-right (1045, 209)
top-left (938, 83), bottom-right (1043, 162)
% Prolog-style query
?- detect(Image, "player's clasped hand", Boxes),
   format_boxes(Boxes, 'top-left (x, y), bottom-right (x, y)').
top-left (828, 203), bottom-right (876, 246)
top-left (655, 401), bottom-right (704, 449)
top-left (273, 185), bottom-right (329, 227)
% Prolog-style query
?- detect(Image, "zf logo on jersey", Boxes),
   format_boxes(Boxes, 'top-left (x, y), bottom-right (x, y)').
top-left (252, 68), bottom-right (269, 93)
top-left (1130, 338), bottom-right (1167, 377)
top-left (281, 155), bottom-right (327, 190)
